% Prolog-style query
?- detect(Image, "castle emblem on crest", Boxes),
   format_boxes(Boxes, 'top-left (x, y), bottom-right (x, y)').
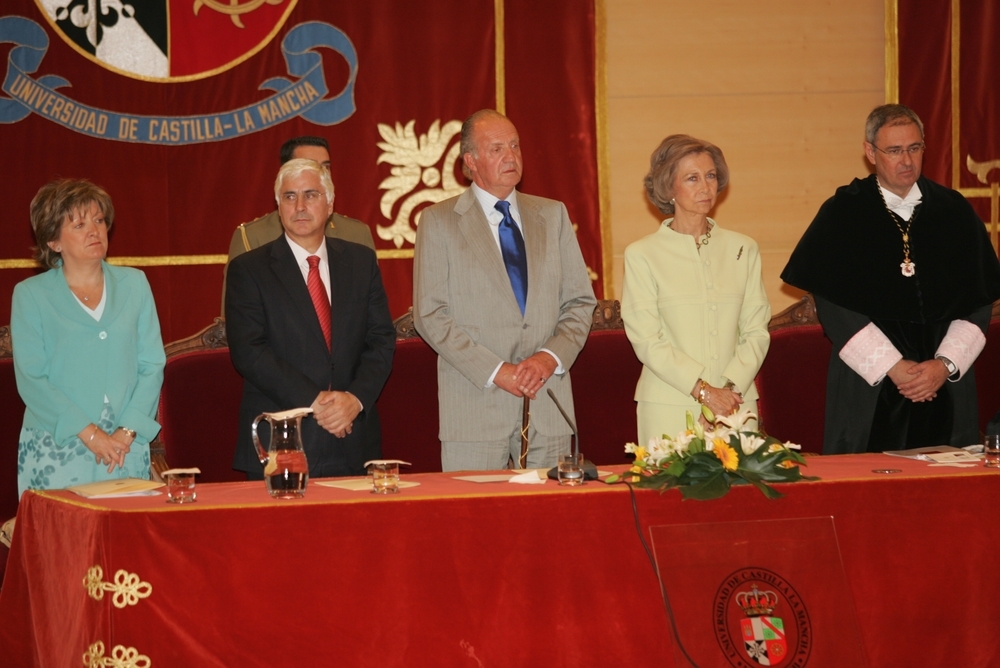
top-left (736, 584), bottom-right (787, 666)
top-left (376, 119), bottom-right (465, 248)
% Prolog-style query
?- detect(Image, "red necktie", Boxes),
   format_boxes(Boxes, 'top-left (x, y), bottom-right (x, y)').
top-left (306, 255), bottom-right (331, 351)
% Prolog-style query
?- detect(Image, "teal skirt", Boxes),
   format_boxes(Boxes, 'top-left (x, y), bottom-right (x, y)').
top-left (17, 402), bottom-right (150, 499)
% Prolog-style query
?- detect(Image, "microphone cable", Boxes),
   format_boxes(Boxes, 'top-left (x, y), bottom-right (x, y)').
top-left (625, 481), bottom-right (700, 668)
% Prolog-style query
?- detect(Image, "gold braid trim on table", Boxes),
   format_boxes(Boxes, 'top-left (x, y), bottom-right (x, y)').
top-left (83, 641), bottom-right (151, 668)
top-left (84, 566), bottom-right (152, 608)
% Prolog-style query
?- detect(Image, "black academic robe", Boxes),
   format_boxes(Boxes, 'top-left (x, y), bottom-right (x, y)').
top-left (782, 174), bottom-right (1000, 453)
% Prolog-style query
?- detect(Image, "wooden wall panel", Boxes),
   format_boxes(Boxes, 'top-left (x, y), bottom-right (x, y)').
top-left (605, 0), bottom-right (885, 312)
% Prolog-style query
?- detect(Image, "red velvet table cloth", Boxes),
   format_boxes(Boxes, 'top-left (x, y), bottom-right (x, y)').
top-left (1, 455), bottom-right (998, 667)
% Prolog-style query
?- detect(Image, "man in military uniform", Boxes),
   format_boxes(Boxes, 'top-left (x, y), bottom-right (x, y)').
top-left (222, 136), bottom-right (375, 312)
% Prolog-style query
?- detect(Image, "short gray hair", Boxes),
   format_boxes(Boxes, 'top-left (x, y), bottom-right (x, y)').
top-left (274, 158), bottom-right (334, 206)
top-left (644, 135), bottom-right (729, 216)
top-left (459, 109), bottom-right (510, 179)
top-left (865, 104), bottom-right (924, 144)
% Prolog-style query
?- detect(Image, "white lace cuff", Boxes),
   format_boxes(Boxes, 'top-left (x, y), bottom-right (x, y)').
top-left (839, 323), bottom-right (903, 386)
top-left (935, 320), bottom-right (986, 381)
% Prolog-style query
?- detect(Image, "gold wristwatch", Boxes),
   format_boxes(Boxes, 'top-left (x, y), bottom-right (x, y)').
top-left (117, 427), bottom-right (137, 439)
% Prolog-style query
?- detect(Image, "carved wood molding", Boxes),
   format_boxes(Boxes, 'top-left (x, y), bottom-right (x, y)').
top-left (767, 294), bottom-right (819, 332)
top-left (0, 325), bottom-right (10, 360)
top-left (163, 317), bottom-right (228, 358)
top-left (5, 291), bottom-right (991, 363)
top-left (591, 299), bottom-right (623, 330)
top-left (393, 308), bottom-right (420, 340)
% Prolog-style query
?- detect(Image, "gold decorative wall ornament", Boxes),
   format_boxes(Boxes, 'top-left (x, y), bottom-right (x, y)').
top-left (966, 155), bottom-right (1000, 184)
top-left (193, 0), bottom-right (283, 29)
top-left (82, 641), bottom-right (151, 667)
top-left (84, 566), bottom-right (153, 608)
top-left (376, 119), bottom-right (466, 248)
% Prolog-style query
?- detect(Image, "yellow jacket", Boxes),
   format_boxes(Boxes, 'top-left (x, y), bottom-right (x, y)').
top-left (622, 219), bottom-right (770, 407)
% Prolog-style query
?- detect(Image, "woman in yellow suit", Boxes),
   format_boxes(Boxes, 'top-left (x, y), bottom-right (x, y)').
top-left (622, 135), bottom-right (770, 444)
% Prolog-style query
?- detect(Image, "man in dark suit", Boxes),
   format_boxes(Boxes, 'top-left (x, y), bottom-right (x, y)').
top-left (226, 159), bottom-right (395, 478)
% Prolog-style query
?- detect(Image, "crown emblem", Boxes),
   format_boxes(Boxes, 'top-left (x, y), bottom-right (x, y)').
top-left (735, 584), bottom-right (778, 617)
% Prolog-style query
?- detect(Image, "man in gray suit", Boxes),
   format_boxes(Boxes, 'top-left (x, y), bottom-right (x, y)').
top-left (222, 136), bottom-right (375, 312)
top-left (413, 110), bottom-right (596, 471)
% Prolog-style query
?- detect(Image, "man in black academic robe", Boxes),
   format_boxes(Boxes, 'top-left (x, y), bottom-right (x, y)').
top-left (782, 104), bottom-right (1000, 454)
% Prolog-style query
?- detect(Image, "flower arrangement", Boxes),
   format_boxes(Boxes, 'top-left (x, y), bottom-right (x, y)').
top-left (606, 407), bottom-right (816, 500)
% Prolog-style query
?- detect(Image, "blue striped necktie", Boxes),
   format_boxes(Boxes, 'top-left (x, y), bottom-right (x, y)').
top-left (495, 200), bottom-right (528, 315)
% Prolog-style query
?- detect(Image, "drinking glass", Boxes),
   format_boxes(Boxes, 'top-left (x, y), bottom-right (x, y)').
top-left (371, 462), bottom-right (400, 494)
top-left (984, 435), bottom-right (1000, 468)
top-left (557, 453), bottom-right (585, 486)
top-left (165, 472), bottom-right (197, 503)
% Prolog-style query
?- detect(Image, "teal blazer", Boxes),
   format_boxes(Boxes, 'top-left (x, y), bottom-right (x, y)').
top-left (11, 263), bottom-right (165, 446)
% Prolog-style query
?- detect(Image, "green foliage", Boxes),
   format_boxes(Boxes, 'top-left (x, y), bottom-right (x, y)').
top-left (611, 410), bottom-right (818, 501)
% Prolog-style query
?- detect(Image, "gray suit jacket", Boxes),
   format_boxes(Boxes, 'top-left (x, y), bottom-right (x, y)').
top-left (413, 188), bottom-right (596, 441)
top-left (222, 210), bottom-right (375, 313)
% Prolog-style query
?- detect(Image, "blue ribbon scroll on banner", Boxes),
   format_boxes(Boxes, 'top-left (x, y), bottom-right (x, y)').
top-left (0, 18), bottom-right (358, 145)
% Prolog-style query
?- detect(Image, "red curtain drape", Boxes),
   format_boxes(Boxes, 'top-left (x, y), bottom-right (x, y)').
top-left (0, 1), bottom-right (600, 342)
top-left (899, 0), bottom-right (1000, 225)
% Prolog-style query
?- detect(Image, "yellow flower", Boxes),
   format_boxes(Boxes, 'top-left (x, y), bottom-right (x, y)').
top-left (630, 465), bottom-right (643, 474)
top-left (634, 446), bottom-right (647, 460)
top-left (713, 440), bottom-right (739, 471)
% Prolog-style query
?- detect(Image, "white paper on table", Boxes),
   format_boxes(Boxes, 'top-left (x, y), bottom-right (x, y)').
top-left (162, 468), bottom-right (201, 476)
top-left (314, 479), bottom-right (420, 491)
top-left (453, 469), bottom-right (548, 484)
top-left (508, 470), bottom-right (547, 485)
top-left (452, 474), bottom-right (516, 483)
top-left (67, 478), bottom-right (164, 498)
top-left (924, 451), bottom-right (982, 464)
top-left (87, 490), bottom-right (163, 499)
top-left (883, 446), bottom-right (979, 462)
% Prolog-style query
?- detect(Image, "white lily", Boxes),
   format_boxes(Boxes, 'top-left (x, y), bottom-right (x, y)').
top-left (738, 431), bottom-right (766, 455)
top-left (714, 408), bottom-right (758, 430)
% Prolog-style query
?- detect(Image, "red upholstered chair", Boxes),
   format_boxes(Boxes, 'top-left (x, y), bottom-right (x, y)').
top-left (377, 314), bottom-right (441, 473)
top-left (1, 328), bottom-right (21, 588)
top-left (154, 319), bottom-right (246, 483)
top-left (570, 301), bottom-right (642, 465)
top-left (754, 295), bottom-right (830, 454)
top-left (0, 327), bottom-right (22, 523)
top-left (974, 303), bottom-right (1000, 435)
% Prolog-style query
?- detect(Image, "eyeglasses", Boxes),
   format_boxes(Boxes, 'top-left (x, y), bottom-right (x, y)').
top-left (870, 142), bottom-right (925, 158)
top-left (280, 189), bottom-right (325, 204)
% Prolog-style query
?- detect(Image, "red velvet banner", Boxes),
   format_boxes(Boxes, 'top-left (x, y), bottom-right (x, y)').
top-left (0, 1), bottom-right (600, 343)
top-left (899, 0), bottom-right (1000, 228)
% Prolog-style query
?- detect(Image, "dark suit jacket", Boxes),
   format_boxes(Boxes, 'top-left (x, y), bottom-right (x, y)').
top-left (225, 235), bottom-right (395, 477)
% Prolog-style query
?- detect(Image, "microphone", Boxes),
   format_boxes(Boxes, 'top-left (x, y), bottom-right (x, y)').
top-left (546, 389), bottom-right (599, 481)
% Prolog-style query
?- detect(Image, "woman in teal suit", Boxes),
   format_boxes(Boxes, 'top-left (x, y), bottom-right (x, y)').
top-left (12, 179), bottom-right (165, 498)
top-left (622, 136), bottom-right (771, 444)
